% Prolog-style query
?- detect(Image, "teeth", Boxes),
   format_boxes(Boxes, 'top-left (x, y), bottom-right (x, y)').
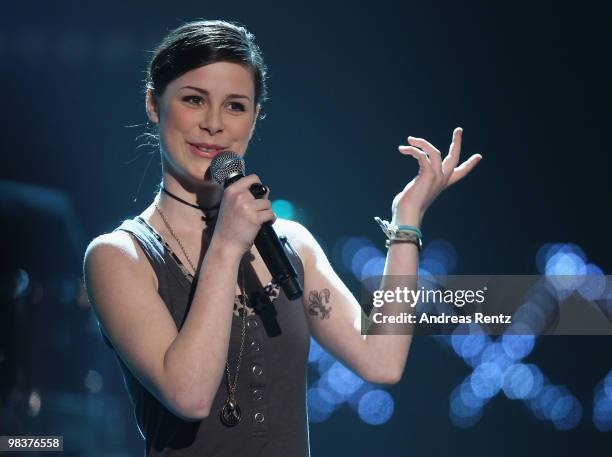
top-left (196, 146), bottom-right (217, 153)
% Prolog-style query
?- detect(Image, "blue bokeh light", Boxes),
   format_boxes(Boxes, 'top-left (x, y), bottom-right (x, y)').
top-left (459, 378), bottom-right (487, 409)
top-left (501, 334), bottom-right (535, 360)
top-left (317, 351), bottom-right (336, 375)
top-left (480, 343), bottom-right (513, 373)
top-left (577, 263), bottom-right (606, 301)
top-left (502, 364), bottom-right (534, 400)
top-left (347, 382), bottom-right (375, 411)
top-left (545, 247), bottom-right (587, 296)
top-left (308, 337), bottom-right (324, 363)
top-left (351, 246), bottom-right (384, 279)
top-left (593, 396), bottom-right (612, 432)
top-left (511, 302), bottom-right (548, 335)
top-left (318, 372), bottom-right (349, 405)
top-left (451, 325), bottom-right (488, 359)
top-left (450, 388), bottom-right (483, 427)
top-left (537, 242), bottom-right (587, 275)
top-left (358, 390), bottom-right (395, 425)
top-left (593, 372), bottom-right (612, 431)
top-left (341, 237), bottom-right (373, 272)
top-left (307, 387), bottom-right (335, 423)
top-left (361, 255), bottom-right (386, 280)
top-left (420, 257), bottom-right (448, 276)
top-left (550, 395), bottom-right (582, 431)
top-left (326, 362), bottom-right (365, 396)
top-left (604, 371), bottom-right (612, 399)
top-left (422, 239), bottom-right (458, 274)
top-left (537, 385), bottom-right (571, 421)
top-left (523, 364), bottom-right (544, 399)
top-left (470, 362), bottom-right (503, 399)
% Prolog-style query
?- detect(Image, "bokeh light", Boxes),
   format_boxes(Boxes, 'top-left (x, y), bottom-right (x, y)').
top-left (351, 246), bottom-right (384, 279)
top-left (307, 386), bottom-right (335, 423)
top-left (470, 362), bottom-right (503, 399)
top-left (308, 337), bottom-right (324, 363)
top-left (326, 362), bottom-right (365, 396)
top-left (450, 386), bottom-right (483, 427)
top-left (501, 334), bottom-right (535, 360)
top-left (421, 239), bottom-right (457, 274)
top-left (577, 263), bottom-right (607, 301)
top-left (550, 395), bottom-right (582, 430)
top-left (271, 199), bottom-right (295, 220)
top-left (502, 364), bottom-right (534, 399)
top-left (358, 390), bottom-right (395, 425)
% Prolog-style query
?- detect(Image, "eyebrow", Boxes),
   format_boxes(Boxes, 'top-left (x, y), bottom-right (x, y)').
top-left (180, 85), bottom-right (251, 101)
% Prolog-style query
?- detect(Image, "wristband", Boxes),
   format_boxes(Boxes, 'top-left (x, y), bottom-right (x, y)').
top-left (374, 217), bottom-right (423, 251)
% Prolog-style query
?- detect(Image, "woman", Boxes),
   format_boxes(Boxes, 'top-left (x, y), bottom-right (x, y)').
top-left (83, 19), bottom-right (481, 457)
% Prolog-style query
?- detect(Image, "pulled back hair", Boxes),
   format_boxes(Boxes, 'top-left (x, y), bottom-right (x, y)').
top-left (145, 19), bottom-right (269, 113)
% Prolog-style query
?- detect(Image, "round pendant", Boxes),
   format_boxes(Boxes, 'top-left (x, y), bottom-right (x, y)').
top-left (220, 400), bottom-right (242, 427)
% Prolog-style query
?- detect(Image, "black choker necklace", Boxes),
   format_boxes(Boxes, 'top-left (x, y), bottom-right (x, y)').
top-left (161, 187), bottom-right (220, 222)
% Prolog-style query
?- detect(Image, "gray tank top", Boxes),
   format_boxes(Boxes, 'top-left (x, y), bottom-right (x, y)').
top-left (100, 216), bottom-right (311, 456)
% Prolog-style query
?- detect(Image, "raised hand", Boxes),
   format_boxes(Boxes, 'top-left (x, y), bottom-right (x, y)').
top-left (392, 127), bottom-right (482, 225)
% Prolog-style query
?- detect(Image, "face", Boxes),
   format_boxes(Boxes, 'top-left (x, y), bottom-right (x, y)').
top-left (146, 61), bottom-right (260, 184)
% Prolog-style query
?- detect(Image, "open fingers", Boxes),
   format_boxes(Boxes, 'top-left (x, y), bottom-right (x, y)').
top-left (398, 145), bottom-right (434, 175)
top-left (407, 136), bottom-right (443, 178)
top-left (447, 154), bottom-right (482, 187)
top-left (442, 127), bottom-right (463, 178)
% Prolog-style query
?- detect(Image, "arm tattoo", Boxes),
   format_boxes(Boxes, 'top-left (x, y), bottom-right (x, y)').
top-left (307, 289), bottom-right (332, 320)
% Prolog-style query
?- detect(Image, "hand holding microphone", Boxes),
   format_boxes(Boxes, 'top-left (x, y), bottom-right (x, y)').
top-left (211, 173), bottom-right (276, 257)
top-left (210, 152), bottom-right (303, 300)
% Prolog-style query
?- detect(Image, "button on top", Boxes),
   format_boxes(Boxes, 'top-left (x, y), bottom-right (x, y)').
top-left (247, 319), bottom-right (259, 329)
top-left (254, 412), bottom-right (265, 423)
top-left (252, 364), bottom-right (264, 376)
top-left (250, 341), bottom-right (261, 352)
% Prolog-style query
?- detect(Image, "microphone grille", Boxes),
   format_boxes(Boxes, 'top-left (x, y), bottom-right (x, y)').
top-left (210, 151), bottom-right (245, 184)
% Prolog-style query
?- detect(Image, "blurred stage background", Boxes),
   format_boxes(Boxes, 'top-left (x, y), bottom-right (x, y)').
top-left (1, 1), bottom-right (611, 456)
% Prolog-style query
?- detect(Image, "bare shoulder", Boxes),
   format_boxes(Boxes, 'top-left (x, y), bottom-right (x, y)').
top-left (82, 231), bottom-right (200, 420)
top-left (84, 230), bottom-right (158, 291)
top-left (272, 218), bottom-right (320, 265)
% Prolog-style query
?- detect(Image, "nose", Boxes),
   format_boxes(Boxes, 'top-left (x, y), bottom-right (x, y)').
top-left (199, 106), bottom-right (224, 135)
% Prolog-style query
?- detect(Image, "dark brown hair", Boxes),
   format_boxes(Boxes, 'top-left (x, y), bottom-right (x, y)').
top-left (145, 19), bottom-right (269, 114)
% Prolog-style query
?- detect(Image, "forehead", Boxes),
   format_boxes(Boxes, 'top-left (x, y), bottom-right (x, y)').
top-left (167, 61), bottom-right (255, 97)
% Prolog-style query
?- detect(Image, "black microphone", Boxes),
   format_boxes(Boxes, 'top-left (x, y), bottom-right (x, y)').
top-left (210, 151), bottom-right (303, 300)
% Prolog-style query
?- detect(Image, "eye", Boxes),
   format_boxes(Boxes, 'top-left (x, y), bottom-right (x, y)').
top-left (183, 95), bottom-right (203, 105)
top-left (228, 102), bottom-right (246, 112)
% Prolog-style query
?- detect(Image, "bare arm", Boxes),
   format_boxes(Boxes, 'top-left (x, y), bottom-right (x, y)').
top-left (285, 220), bottom-right (413, 385)
top-left (286, 128), bottom-right (481, 384)
top-left (84, 231), bottom-right (242, 420)
top-left (84, 174), bottom-right (276, 420)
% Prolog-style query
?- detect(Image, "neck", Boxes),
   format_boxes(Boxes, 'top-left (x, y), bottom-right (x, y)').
top-left (154, 175), bottom-right (224, 233)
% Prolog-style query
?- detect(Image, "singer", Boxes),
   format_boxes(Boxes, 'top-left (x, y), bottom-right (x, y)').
top-left (82, 19), bottom-right (481, 457)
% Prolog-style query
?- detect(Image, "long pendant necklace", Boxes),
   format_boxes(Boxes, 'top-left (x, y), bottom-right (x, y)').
top-left (154, 202), bottom-right (247, 427)
top-left (219, 269), bottom-right (247, 427)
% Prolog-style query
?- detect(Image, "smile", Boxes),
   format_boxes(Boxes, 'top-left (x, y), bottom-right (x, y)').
top-left (187, 143), bottom-right (225, 159)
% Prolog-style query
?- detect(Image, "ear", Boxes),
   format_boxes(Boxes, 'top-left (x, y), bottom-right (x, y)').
top-left (145, 88), bottom-right (160, 124)
top-left (249, 104), bottom-right (261, 140)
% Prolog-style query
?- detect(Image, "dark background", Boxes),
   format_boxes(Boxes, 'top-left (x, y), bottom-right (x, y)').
top-left (1, 1), bottom-right (610, 456)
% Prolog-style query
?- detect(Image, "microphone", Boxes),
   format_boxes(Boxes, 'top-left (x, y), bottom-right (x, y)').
top-left (210, 151), bottom-right (303, 300)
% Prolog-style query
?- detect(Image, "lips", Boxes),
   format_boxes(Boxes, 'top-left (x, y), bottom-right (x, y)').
top-left (187, 142), bottom-right (226, 159)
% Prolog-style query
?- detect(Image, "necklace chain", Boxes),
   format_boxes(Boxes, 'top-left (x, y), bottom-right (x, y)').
top-left (154, 201), bottom-right (247, 408)
top-left (155, 203), bottom-right (198, 274)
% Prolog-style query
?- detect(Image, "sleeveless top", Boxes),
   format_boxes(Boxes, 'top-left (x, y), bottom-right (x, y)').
top-left (100, 216), bottom-right (311, 457)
